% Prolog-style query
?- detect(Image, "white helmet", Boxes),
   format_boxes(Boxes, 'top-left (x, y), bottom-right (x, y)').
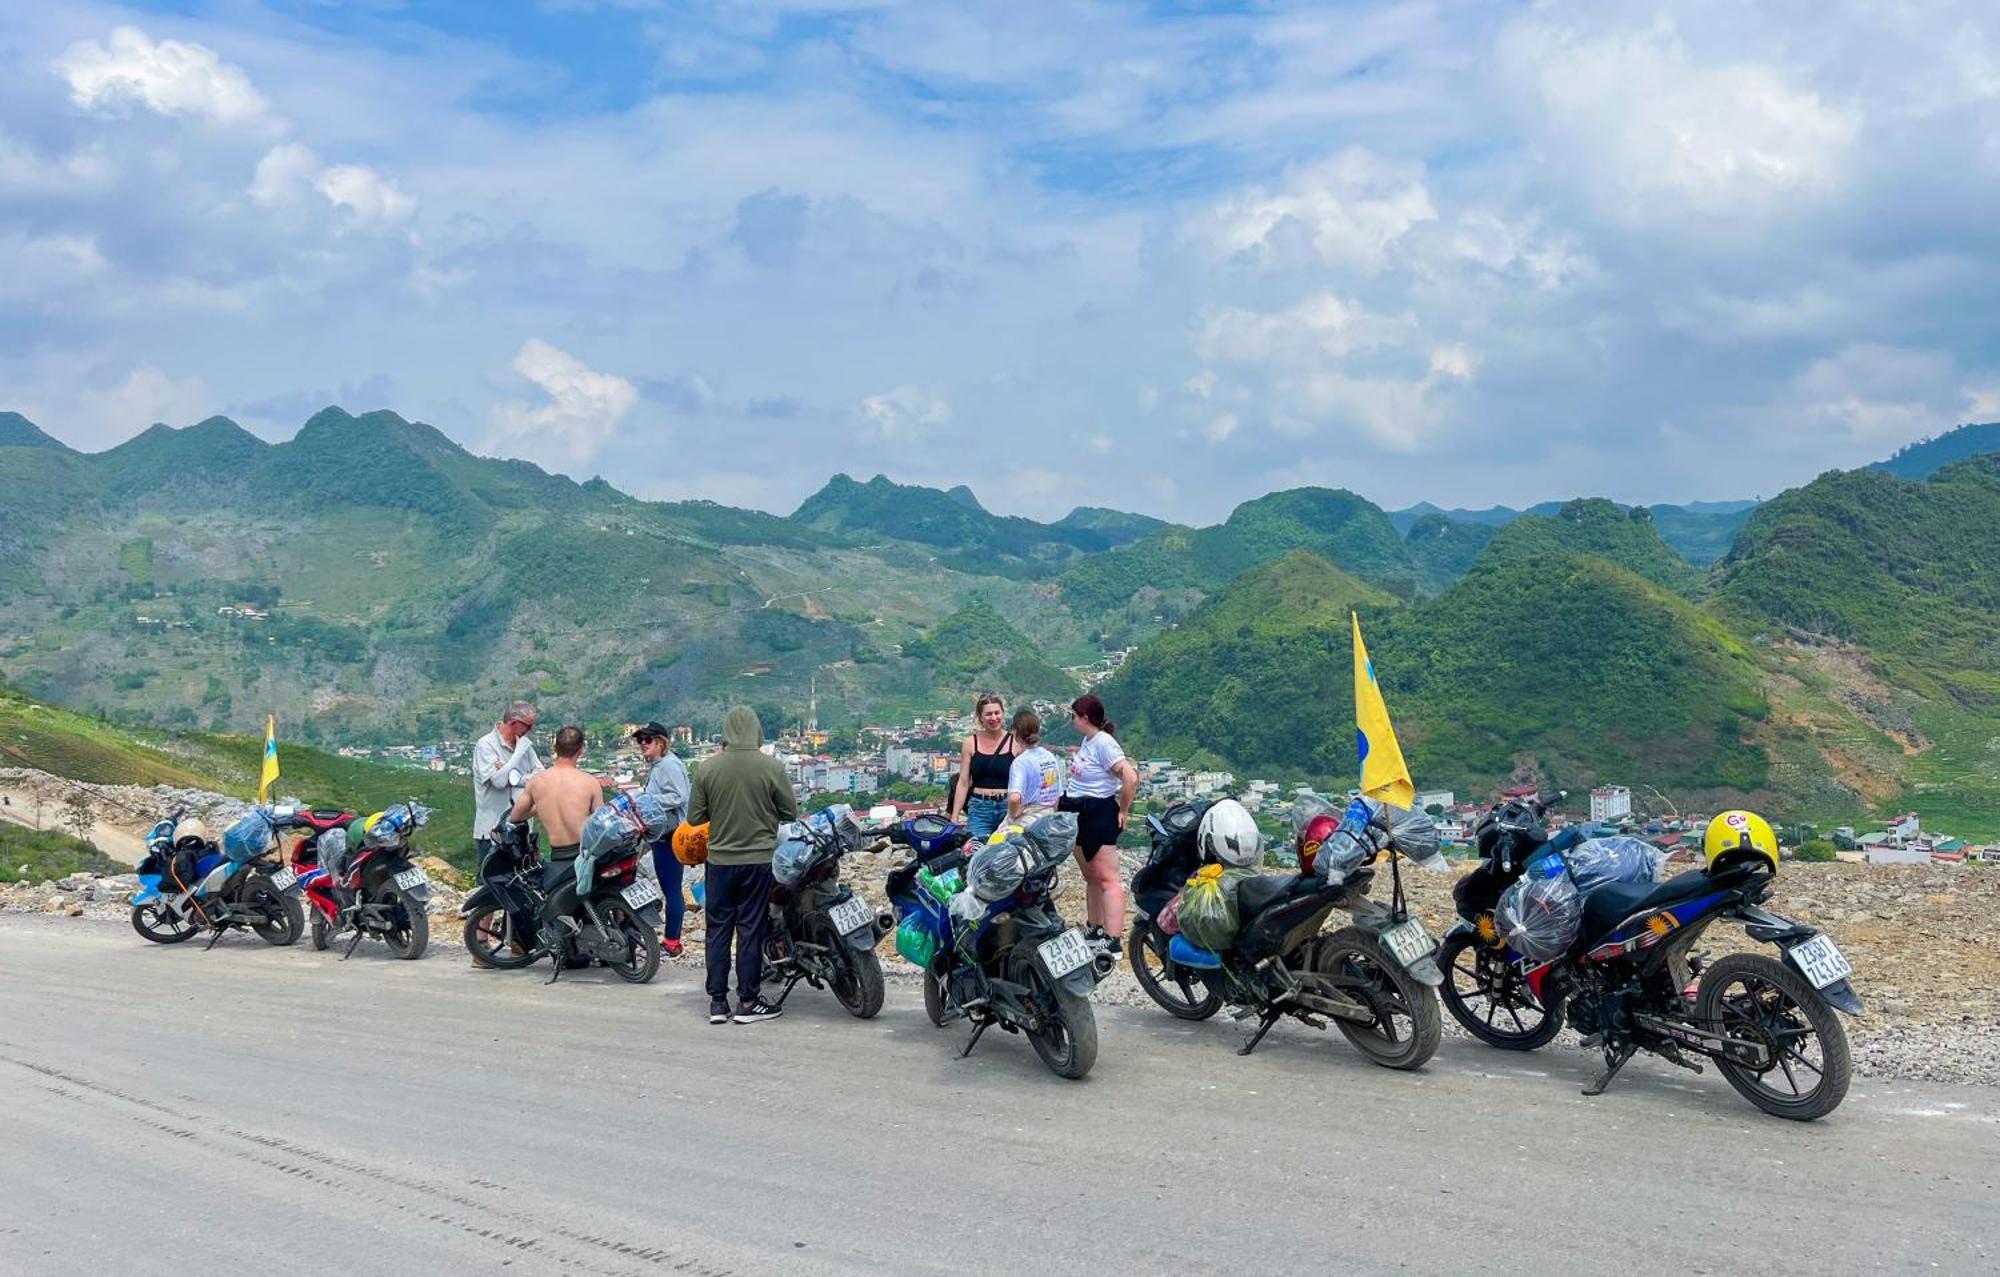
top-left (1197, 798), bottom-right (1262, 868)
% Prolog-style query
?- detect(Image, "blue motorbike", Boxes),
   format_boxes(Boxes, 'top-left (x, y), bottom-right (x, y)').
top-left (132, 808), bottom-right (305, 948)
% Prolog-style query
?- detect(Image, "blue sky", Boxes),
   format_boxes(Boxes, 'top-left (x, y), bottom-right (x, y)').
top-left (4, 1), bottom-right (1998, 520)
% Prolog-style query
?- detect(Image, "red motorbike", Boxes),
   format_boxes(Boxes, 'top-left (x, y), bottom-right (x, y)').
top-left (301, 802), bottom-right (436, 960)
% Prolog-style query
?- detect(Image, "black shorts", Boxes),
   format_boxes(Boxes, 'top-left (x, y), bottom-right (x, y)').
top-left (1059, 793), bottom-right (1122, 858)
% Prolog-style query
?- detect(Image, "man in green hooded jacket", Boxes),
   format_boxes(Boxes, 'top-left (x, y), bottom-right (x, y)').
top-left (688, 705), bottom-right (799, 1024)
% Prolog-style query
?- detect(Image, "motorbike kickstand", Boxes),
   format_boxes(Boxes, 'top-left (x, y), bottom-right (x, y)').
top-left (340, 917), bottom-right (367, 961)
top-left (770, 973), bottom-right (803, 1010)
top-left (1237, 1009), bottom-right (1282, 1057)
top-left (202, 918), bottom-right (228, 951)
top-left (1583, 1043), bottom-right (1636, 1096)
top-left (959, 1020), bottom-right (990, 1059)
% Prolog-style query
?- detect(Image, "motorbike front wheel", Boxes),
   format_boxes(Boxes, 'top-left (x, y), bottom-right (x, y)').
top-left (1439, 930), bottom-right (1563, 1050)
top-left (131, 902), bottom-right (199, 944)
top-left (462, 907), bottom-right (536, 970)
top-left (1696, 953), bottom-right (1852, 1121)
top-left (379, 886), bottom-right (429, 960)
top-left (1312, 927), bottom-right (1442, 1071)
top-left (922, 968), bottom-right (947, 1027)
top-left (248, 880), bottom-right (304, 946)
top-left (1014, 955), bottom-right (1098, 1080)
top-left (1128, 920), bottom-right (1221, 1021)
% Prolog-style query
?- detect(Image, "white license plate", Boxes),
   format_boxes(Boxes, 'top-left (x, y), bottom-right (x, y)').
top-left (1381, 917), bottom-right (1437, 968)
top-left (622, 879), bottom-right (663, 909)
top-left (829, 894), bottom-right (874, 935)
top-left (1789, 934), bottom-right (1853, 989)
top-left (393, 867), bottom-right (428, 891)
top-left (1037, 928), bottom-right (1093, 979)
top-left (269, 867), bottom-right (299, 892)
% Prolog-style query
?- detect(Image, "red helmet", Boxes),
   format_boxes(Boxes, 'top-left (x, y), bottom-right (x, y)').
top-left (1299, 813), bottom-right (1339, 875)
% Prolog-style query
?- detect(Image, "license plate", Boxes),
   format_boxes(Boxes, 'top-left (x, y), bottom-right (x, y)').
top-left (829, 893), bottom-right (873, 935)
top-left (622, 878), bottom-right (663, 909)
top-left (393, 867), bottom-right (428, 891)
top-left (1789, 933), bottom-right (1854, 989)
top-left (269, 867), bottom-right (299, 892)
top-left (1037, 928), bottom-right (1092, 979)
top-left (1381, 917), bottom-right (1436, 968)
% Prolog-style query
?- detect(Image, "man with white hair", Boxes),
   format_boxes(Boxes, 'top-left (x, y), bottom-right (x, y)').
top-left (472, 700), bottom-right (542, 861)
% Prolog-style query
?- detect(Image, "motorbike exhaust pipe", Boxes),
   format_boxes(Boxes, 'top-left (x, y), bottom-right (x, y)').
top-left (1092, 952), bottom-right (1117, 979)
top-left (875, 911), bottom-right (897, 936)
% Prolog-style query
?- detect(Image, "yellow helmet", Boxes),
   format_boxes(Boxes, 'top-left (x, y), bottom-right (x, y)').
top-left (1703, 810), bottom-right (1779, 874)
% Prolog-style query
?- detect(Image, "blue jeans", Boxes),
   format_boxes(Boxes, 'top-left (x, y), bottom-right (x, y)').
top-left (650, 838), bottom-right (687, 942)
top-left (966, 795), bottom-right (1007, 841)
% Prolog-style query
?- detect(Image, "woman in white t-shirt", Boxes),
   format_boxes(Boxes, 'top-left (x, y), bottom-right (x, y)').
top-left (1056, 693), bottom-right (1137, 945)
top-left (1006, 710), bottom-right (1063, 822)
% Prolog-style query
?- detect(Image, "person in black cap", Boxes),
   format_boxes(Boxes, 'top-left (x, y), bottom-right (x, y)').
top-left (634, 722), bottom-right (692, 956)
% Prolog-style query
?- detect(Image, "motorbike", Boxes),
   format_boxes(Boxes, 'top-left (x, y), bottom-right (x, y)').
top-left (1127, 795), bottom-right (1445, 1070)
top-left (459, 805), bottom-right (665, 984)
top-left (1441, 795), bottom-right (1861, 1120)
top-left (885, 811), bottom-right (1116, 1080)
top-left (762, 806), bottom-right (896, 1019)
top-left (131, 808), bottom-right (305, 948)
top-left (308, 801), bottom-right (435, 960)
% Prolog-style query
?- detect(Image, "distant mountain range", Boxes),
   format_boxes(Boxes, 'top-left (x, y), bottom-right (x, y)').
top-left (3, 407), bottom-right (1997, 835)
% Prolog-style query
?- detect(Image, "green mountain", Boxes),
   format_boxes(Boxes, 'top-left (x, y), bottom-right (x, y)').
top-left (1107, 548), bottom-right (1768, 796)
top-left (1391, 497), bottom-right (1759, 568)
top-left (1873, 422), bottom-right (2000, 479)
top-left (1473, 498), bottom-right (1701, 592)
top-left (1403, 512), bottom-right (1495, 584)
top-left (1050, 505), bottom-right (1167, 548)
top-left (0, 412), bottom-right (72, 451)
top-left (899, 602), bottom-right (1080, 702)
top-left (791, 472), bottom-right (1115, 573)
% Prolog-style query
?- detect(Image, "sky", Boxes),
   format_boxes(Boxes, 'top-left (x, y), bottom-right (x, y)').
top-left (3, 0), bottom-right (1998, 523)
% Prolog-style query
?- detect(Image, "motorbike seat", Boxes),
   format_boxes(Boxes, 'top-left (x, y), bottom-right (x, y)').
top-left (1235, 873), bottom-right (1311, 923)
top-left (1581, 869), bottom-right (1719, 936)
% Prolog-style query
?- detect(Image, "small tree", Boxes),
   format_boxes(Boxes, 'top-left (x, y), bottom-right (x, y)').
top-left (62, 790), bottom-right (95, 846)
top-left (1794, 839), bottom-right (1838, 863)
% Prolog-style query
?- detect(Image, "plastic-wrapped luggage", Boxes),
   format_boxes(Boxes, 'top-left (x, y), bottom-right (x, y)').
top-left (222, 809), bottom-right (274, 863)
top-left (1495, 851), bottom-right (1582, 962)
top-left (1312, 799), bottom-right (1382, 885)
top-left (966, 835), bottom-right (1031, 903)
top-left (317, 827), bottom-right (352, 881)
top-left (1565, 835), bottom-right (1664, 893)
top-left (1019, 811), bottom-right (1077, 870)
top-left (1177, 864), bottom-right (1256, 951)
top-left (576, 794), bottom-right (670, 891)
top-left (772, 822), bottom-right (815, 886)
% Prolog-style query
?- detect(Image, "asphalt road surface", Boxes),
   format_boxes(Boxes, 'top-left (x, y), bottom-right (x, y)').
top-left (2, 915), bottom-right (1994, 1275)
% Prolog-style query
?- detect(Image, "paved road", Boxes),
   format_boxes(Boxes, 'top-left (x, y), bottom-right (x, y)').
top-left (1, 915), bottom-right (1993, 1275)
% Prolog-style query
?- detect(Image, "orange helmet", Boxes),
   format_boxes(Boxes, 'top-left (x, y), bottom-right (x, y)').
top-left (672, 821), bottom-right (710, 866)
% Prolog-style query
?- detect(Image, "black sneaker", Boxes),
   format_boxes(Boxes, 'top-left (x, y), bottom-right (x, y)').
top-left (733, 998), bottom-right (784, 1024)
top-left (708, 1000), bottom-right (731, 1025)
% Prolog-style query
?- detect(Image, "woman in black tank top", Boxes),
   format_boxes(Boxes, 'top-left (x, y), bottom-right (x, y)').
top-left (949, 693), bottom-right (1015, 840)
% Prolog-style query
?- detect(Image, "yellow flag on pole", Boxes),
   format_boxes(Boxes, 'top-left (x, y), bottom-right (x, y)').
top-left (1352, 613), bottom-right (1413, 810)
top-left (258, 714), bottom-right (281, 804)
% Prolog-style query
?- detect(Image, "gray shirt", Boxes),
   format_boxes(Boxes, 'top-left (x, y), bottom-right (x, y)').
top-left (642, 752), bottom-right (690, 830)
top-left (472, 727), bottom-right (543, 840)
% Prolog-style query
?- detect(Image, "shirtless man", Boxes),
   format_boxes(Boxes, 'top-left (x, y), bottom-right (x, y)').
top-left (507, 725), bottom-right (602, 856)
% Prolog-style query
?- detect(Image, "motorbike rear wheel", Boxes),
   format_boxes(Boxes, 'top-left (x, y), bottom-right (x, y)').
top-left (379, 886), bottom-right (429, 960)
top-left (596, 900), bottom-right (660, 984)
top-left (814, 917), bottom-right (885, 1018)
top-left (1128, 919), bottom-right (1221, 1021)
top-left (462, 906), bottom-right (536, 970)
top-left (131, 902), bottom-right (199, 944)
top-left (310, 912), bottom-right (331, 951)
top-left (1014, 955), bottom-right (1098, 1080)
top-left (1696, 953), bottom-right (1851, 1121)
top-left (1439, 930), bottom-right (1563, 1050)
top-left (248, 880), bottom-right (304, 946)
top-left (1312, 927), bottom-right (1442, 1071)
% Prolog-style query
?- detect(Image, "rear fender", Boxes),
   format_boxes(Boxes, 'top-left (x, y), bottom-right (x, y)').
top-left (1345, 899), bottom-right (1444, 985)
top-left (459, 883), bottom-right (499, 918)
top-left (587, 887), bottom-right (661, 930)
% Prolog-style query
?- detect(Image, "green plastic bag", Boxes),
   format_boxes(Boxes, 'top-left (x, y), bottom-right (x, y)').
top-left (1178, 865), bottom-right (1255, 951)
top-left (896, 914), bottom-right (940, 968)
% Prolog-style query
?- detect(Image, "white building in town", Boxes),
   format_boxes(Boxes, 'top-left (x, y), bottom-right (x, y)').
top-left (1590, 786), bottom-right (1633, 823)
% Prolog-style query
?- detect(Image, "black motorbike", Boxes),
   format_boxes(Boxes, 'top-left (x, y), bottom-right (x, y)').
top-left (131, 808), bottom-right (305, 948)
top-left (885, 813), bottom-right (1117, 1080)
top-left (763, 812), bottom-right (896, 1019)
top-left (1443, 795), bottom-right (1862, 1120)
top-left (1437, 793), bottom-right (1580, 1048)
top-left (459, 820), bottom-right (663, 984)
top-left (1128, 798), bottom-right (1444, 1071)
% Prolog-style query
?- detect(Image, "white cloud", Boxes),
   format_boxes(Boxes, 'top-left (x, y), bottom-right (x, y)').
top-left (1506, 17), bottom-right (1857, 221)
top-left (57, 26), bottom-right (269, 126)
top-left (1200, 148), bottom-right (1436, 272)
top-left (1198, 294), bottom-right (1413, 367)
top-left (485, 339), bottom-right (639, 475)
top-left (249, 142), bottom-right (318, 206)
top-left (858, 383), bottom-right (950, 441)
top-left (65, 366), bottom-right (212, 449)
top-left (316, 164), bottom-right (417, 230)
top-left (1787, 343), bottom-right (1956, 447)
